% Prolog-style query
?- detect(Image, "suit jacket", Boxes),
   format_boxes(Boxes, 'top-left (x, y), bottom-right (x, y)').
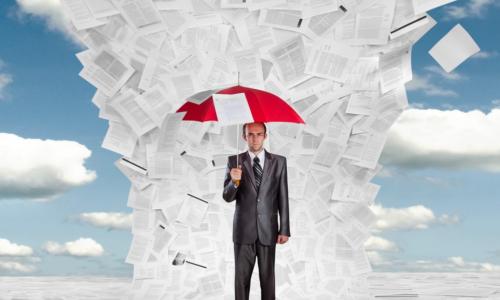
top-left (222, 149), bottom-right (290, 246)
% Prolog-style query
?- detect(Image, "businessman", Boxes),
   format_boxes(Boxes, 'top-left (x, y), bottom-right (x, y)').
top-left (222, 122), bottom-right (290, 300)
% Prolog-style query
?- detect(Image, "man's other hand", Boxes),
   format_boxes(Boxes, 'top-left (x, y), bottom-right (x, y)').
top-left (277, 235), bottom-right (289, 244)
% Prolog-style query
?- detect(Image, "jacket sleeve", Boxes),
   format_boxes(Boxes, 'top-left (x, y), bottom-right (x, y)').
top-left (278, 157), bottom-right (290, 236)
top-left (222, 157), bottom-right (238, 203)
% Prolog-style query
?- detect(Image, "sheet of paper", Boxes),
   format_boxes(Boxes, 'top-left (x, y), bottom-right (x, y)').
top-left (390, 0), bottom-right (428, 39)
top-left (248, 0), bottom-right (287, 11)
top-left (61, 0), bottom-right (108, 30)
top-left (151, 223), bottom-right (177, 256)
top-left (231, 49), bottom-right (264, 88)
top-left (310, 138), bottom-right (346, 172)
top-left (343, 131), bottom-right (387, 169)
top-left (197, 272), bottom-right (225, 297)
top-left (301, 0), bottom-right (339, 18)
top-left (178, 120), bottom-right (210, 145)
top-left (165, 71), bottom-right (201, 100)
top-left (132, 209), bottom-right (155, 233)
top-left (160, 10), bottom-right (192, 38)
top-left (344, 56), bottom-right (379, 91)
top-left (268, 36), bottom-right (311, 88)
top-left (109, 89), bottom-right (157, 136)
top-left (153, 0), bottom-right (193, 10)
top-left (379, 46), bottom-right (412, 93)
top-left (156, 112), bottom-right (184, 153)
top-left (197, 56), bottom-right (235, 90)
top-left (146, 150), bottom-right (178, 179)
top-left (429, 24), bottom-right (480, 73)
top-left (126, 232), bottom-right (153, 264)
top-left (180, 150), bottom-right (211, 174)
top-left (341, 220), bottom-right (370, 249)
top-left (305, 40), bottom-right (361, 82)
top-left (258, 9), bottom-right (302, 32)
top-left (301, 10), bottom-right (345, 40)
top-left (79, 48), bottom-right (135, 97)
top-left (335, 0), bottom-right (396, 45)
top-left (115, 0), bottom-right (166, 34)
top-left (220, 0), bottom-right (248, 8)
top-left (139, 45), bottom-right (175, 91)
top-left (135, 86), bottom-right (173, 126)
top-left (346, 92), bottom-right (376, 115)
top-left (232, 11), bottom-right (277, 52)
top-left (127, 184), bottom-right (155, 210)
top-left (101, 120), bottom-right (137, 157)
top-left (176, 194), bottom-right (209, 228)
top-left (85, 0), bottom-right (119, 18)
top-left (115, 159), bottom-right (151, 190)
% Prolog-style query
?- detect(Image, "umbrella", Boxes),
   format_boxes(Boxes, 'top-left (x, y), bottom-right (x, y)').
top-left (176, 85), bottom-right (305, 184)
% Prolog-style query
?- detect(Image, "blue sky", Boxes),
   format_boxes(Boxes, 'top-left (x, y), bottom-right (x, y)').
top-left (0, 0), bottom-right (500, 275)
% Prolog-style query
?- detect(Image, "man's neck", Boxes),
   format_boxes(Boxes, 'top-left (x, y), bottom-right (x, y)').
top-left (249, 148), bottom-right (264, 155)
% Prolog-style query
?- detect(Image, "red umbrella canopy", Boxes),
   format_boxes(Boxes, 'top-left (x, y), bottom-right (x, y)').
top-left (176, 85), bottom-right (305, 124)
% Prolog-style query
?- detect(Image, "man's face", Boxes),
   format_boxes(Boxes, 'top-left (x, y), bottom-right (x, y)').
top-left (243, 123), bottom-right (267, 152)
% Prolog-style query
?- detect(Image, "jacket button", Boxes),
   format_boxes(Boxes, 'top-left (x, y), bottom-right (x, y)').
top-left (257, 198), bottom-right (261, 202)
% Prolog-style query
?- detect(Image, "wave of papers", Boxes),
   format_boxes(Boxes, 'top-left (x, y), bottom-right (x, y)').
top-left (62, 0), bottom-right (474, 298)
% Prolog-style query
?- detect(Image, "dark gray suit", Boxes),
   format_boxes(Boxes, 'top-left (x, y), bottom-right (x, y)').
top-left (222, 149), bottom-right (290, 300)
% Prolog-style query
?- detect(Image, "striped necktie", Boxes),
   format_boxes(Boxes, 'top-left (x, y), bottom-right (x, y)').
top-left (253, 156), bottom-right (263, 191)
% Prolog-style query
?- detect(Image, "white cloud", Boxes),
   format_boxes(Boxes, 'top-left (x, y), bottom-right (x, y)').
top-left (366, 250), bottom-right (387, 266)
top-left (0, 260), bottom-right (36, 273)
top-left (444, 0), bottom-right (497, 19)
top-left (79, 212), bottom-right (132, 230)
top-left (0, 239), bottom-right (39, 273)
top-left (406, 74), bottom-right (458, 97)
top-left (43, 238), bottom-right (104, 257)
top-left (0, 238), bottom-right (33, 256)
top-left (423, 65), bottom-right (466, 81)
top-left (364, 236), bottom-right (399, 252)
top-left (382, 108), bottom-right (500, 172)
top-left (472, 50), bottom-right (499, 59)
top-left (408, 102), bottom-right (427, 109)
top-left (371, 203), bottom-right (459, 231)
top-left (0, 59), bottom-right (13, 100)
top-left (438, 214), bottom-right (460, 225)
top-left (0, 133), bottom-right (96, 200)
top-left (14, 0), bottom-right (78, 42)
top-left (448, 256), bottom-right (465, 266)
top-left (0, 73), bottom-right (12, 99)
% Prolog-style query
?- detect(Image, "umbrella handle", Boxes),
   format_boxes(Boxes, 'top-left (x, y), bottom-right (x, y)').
top-left (235, 125), bottom-right (240, 186)
top-left (237, 125), bottom-right (238, 166)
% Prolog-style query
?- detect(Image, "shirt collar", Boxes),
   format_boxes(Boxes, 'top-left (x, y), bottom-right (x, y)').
top-left (248, 148), bottom-right (265, 163)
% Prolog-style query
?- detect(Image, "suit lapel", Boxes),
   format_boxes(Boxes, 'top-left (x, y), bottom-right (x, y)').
top-left (242, 152), bottom-right (257, 192)
top-left (257, 149), bottom-right (274, 197)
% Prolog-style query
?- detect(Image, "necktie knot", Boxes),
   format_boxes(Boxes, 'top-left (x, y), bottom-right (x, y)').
top-left (253, 156), bottom-right (260, 164)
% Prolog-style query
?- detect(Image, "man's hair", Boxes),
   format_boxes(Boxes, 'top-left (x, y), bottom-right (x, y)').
top-left (242, 122), bottom-right (267, 136)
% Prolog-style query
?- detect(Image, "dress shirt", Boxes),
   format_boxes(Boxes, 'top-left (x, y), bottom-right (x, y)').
top-left (248, 148), bottom-right (265, 169)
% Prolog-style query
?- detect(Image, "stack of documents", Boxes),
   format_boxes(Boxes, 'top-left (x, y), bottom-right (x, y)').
top-left (62, 0), bottom-right (478, 298)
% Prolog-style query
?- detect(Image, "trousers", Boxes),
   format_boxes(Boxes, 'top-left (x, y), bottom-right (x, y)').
top-left (234, 239), bottom-right (276, 300)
